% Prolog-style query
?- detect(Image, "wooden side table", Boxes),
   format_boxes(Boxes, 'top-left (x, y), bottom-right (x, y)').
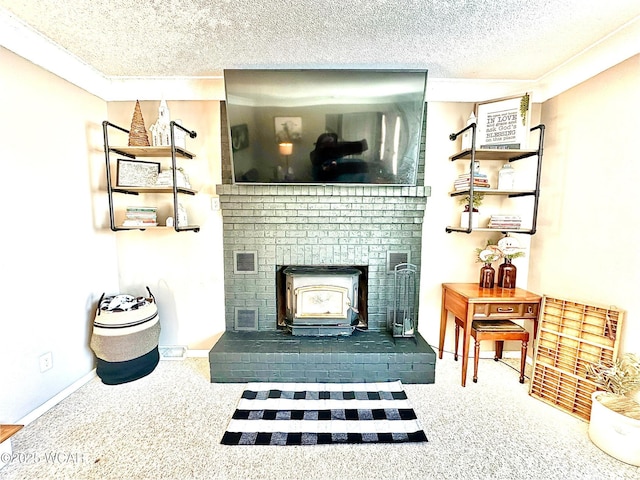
top-left (439, 283), bottom-right (542, 387)
top-left (0, 424), bottom-right (22, 444)
top-left (1, 425), bottom-right (23, 470)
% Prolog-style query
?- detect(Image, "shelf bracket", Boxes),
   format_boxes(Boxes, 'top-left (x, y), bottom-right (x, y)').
top-left (103, 121), bottom-right (131, 231)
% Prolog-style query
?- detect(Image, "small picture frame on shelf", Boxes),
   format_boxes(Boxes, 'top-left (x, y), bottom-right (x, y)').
top-left (116, 159), bottom-right (161, 187)
top-left (475, 93), bottom-right (531, 150)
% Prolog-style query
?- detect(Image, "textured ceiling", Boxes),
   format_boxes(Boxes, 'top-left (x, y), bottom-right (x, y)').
top-left (1, 0), bottom-right (639, 80)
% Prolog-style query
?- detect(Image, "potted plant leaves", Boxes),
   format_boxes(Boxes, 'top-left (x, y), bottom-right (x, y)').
top-left (586, 353), bottom-right (640, 465)
top-left (459, 192), bottom-right (484, 229)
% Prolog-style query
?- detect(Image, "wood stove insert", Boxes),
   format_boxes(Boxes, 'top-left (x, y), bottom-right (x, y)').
top-left (278, 266), bottom-right (368, 336)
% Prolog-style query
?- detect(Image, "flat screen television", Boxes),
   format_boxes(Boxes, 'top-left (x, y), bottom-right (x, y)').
top-left (224, 69), bottom-right (427, 185)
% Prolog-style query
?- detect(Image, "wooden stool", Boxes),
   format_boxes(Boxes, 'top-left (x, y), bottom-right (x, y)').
top-left (454, 319), bottom-right (529, 383)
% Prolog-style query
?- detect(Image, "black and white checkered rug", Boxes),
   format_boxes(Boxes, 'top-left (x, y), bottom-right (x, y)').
top-left (221, 380), bottom-right (428, 445)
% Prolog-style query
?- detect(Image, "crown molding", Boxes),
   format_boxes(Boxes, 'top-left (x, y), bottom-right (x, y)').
top-left (535, 15), bottom-right (640, 101)
top-left (425, 78), bottom-right (537, 103)
top-left (105, 76), bottom-right (224, 102)
top-left (2, 7), bottom-right (638, 103)
top-left (0, 8), bottom-right (111, 98)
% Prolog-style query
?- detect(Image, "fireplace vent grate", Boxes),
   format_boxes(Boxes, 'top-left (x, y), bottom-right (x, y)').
top-left (387, 251), bottom-right (410, 273)
top-left (234, 251), bottom-right (257, 274)
top-left (235, 308), bottom-right (258, 331)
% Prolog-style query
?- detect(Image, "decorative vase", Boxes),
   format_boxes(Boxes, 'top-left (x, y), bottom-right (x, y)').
top-left (498, 258), bottom-right (517, 288)
top-left (479, 263), bottom-right (495, 288)
top-left (498, 162), bottom-right (516, 190)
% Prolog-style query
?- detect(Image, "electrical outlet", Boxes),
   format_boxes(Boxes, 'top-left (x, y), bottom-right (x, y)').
top-left (211, 197), bottom-right (220, 211)
top-left (39, 352), bottom-right (53, 372)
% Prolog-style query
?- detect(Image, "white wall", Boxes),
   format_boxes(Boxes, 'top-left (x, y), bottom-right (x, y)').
top-left (529, 54), bottom-right (640, 354)
top-left (0, 47), bottom-right (119, 422)
top-left (418, 101), bottom-right (476, 346)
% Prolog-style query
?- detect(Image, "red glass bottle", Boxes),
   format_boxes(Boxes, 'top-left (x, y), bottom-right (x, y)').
top-left (498, 258), bottom-right (517, 289)
top-left (479, 263), bottom-right (495, 288)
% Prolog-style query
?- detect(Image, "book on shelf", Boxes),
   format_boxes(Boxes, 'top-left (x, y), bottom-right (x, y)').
top-left (454, 180), bottom-right (489, 186)
top-left (455, 177), bottom-right (489, 183)
top-left (456, 173), bottom-right (488, 179)
top-left (454, 181), bottom-right (490, 190)
top-left (124, 206), bottom-right (157, 225)
top-left (488, 223), bottom-right (522, 228)
top-left (125, 206), bottom-right (157, 212)
top-left (488, 214), bottom-right (522, 229)
top-left (455, 174), bottom-right (488, 182)
top-left (479, 143), bottom-right (522, 150)
top-left (456, 174), bottom-right (489, 182)
top-left (125, 214), bottom-right (157, 220)
top-left (454, 185), bottom-right (490, 191)
top-left (122, 220), bottom-right (158, 227)
top-left (454, 178), bottom-right (489, 183)
top-left (125, 210), bottom-right (156, 215)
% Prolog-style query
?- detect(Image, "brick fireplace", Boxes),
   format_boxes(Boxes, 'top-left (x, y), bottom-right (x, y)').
top-left (209, 103), bottom-right (436, 383)
top-left (215, 183), bottom-right (429, 331)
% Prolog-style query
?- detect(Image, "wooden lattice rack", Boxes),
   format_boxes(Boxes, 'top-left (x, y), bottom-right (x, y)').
top-left (529, 296), bottom-right (624, 421)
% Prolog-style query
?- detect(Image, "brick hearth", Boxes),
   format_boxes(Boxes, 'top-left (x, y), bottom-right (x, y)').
top-left (210, 330), bottom-right (436, 383)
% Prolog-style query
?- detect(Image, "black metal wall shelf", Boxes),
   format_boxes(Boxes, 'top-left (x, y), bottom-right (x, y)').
top-left (445, 123), bottom-right (545, 235)
top-left (102, 120), bottom-right (200, 232)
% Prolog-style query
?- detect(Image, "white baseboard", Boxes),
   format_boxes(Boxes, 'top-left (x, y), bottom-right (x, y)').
top-left (158, 347), bottom-right (209, 360)
top-left (17, 349), bottom-right (208, 425)
top-left (186, 349), bottom-right (209, 358)
top-left (159, 345), bottom-right (188, 360)
top-left (18, 369), bottom-right (97, 427)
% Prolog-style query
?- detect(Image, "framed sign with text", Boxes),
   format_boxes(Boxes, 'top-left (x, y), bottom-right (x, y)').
top-left (475, 93), bottom-right (531, 150)
top-left (116, 159), bottom-right (161, 187)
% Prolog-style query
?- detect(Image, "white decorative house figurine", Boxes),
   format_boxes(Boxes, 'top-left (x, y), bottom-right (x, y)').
top-left (155, 167), bottom-right (191, 189)
top-left (177, 204), bottom-right (188, 227)
top-left (461, 112), bottom-right (476, 150)
top-left (173, 119), bottom-right (186, 149)
top-left (150, 99), bottom-right (171, 146)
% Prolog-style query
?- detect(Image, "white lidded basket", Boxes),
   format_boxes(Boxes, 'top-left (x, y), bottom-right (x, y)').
top-left (588, 391), bottom-right (640, 466)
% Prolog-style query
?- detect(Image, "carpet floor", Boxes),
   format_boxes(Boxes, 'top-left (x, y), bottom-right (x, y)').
top-left (1, 352), bottom-right (638, 480)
